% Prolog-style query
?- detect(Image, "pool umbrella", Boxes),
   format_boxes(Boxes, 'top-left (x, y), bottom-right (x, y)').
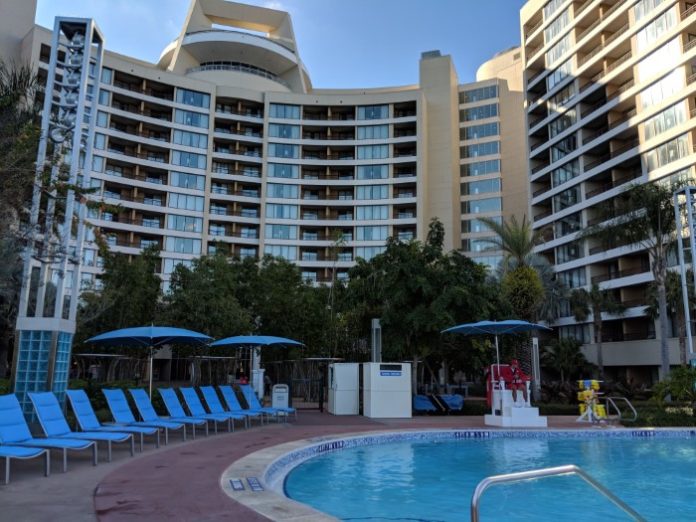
top-left (441, 320), bottom-right (551, 370)
top-left (210, 335), bottom-right (303, 348)
top-left (85, 326), bottom-right (212, 398)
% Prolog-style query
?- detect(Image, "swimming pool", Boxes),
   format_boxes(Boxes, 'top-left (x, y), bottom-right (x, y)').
top-left (282, 431), bottom-right (696, 521)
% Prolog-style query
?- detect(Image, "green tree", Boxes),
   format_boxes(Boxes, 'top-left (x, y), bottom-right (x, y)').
top-left (646, 270), bottom-right (695, 367)
top-left (76, 246), bottom-right (163, 342)
top-left (584, 181), bottom-right (687, 380)
top-left (541, 338), bottom-right (592, 384)
top-left (0, 61), bottom-right (40, 377)
top-left (479, 215), bottom-right (543, 271)
top-left (570, 283), bottom-right (625, 378)
top-left (163, 254), bottom-right (251, 338)
top-left (501, 265), bottom-right (544, 322)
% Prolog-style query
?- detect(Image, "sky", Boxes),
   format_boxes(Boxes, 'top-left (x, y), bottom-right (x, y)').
top-left (35, 0), bottom-right (527, 87)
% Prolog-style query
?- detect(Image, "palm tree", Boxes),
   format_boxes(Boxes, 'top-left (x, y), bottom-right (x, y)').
top-left (646, 270), bottom-right (694, 367)
top-left (479, 215), bottom-right (544, 271)
top-left (541, 337), bottom-right (591, 384)
top-left (583, 181), bottom-right (688, 380)
top-left (570, 284), bottom-right (625, 378)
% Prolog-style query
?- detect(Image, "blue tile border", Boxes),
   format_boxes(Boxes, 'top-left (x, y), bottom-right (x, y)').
top-left (263, 428), bottom-right (696, 493)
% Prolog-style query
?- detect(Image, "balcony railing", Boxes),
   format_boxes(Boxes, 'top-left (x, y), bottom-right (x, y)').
top-left (583, 138), bottom-right (639, 172)
top-left (591, 264), bottom-right (650, 284)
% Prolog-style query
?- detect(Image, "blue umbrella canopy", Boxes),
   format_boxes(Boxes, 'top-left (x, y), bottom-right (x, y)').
top-left (210, 335), bottom-right (303, 347)
top-left (442, 320), bottom-right (551, 336)
top-left (85, 326), bottom-right (212, 397)
top-left (86, 326), bottom-right (212, 347)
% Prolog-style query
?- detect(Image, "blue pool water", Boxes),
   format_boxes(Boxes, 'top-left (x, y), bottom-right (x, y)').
top-left (284, 436), bottom-right (696, 521)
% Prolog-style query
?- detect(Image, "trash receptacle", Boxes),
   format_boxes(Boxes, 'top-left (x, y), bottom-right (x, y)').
top-left (272, 384), bottom-right (289, 410)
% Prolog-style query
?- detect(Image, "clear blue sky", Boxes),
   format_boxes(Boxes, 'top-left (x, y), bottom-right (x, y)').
top-left (36, 0), bottom-right (527, 87)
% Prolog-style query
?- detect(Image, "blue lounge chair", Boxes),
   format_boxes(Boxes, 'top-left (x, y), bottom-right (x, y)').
top-left (29, 392), bottom-right (134, 462)
top-left (102, 389), bottom-right (185, 444)
top-left (159, 388), bottom-right (225, 434)
top-left (199, 386), bottom-right (254, 428)
top-left (0, 394), bottom-right (96, 472)
top-left (218, 385), bottom-right (264, 425)
top-left (66, 389), bottom-right (160, 451)
top-left (179, 387), bottom-right (238, 432)
top-left (129, 388), bottom-right (208, 438)
top-left (413, 395), bottom-right (437, 413)
top-left (0, 445), bottom-right (50, 485)
top-left (240, 384), bottom-right (295, 421)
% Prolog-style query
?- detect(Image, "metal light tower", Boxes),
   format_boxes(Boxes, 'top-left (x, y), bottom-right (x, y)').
top-left (673, 186), bottom-right (696, 364)
top-left (11, 18), bottom-right (104, 414)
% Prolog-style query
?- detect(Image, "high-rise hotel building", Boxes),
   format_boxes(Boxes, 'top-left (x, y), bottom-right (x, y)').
top-left (522, 0), bottom-right (696, 379)
top-left (3, 0), bottom-right (530, 291)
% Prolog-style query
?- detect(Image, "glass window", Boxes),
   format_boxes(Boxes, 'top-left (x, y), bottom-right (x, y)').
top-left (545, 34), bottom-right (571, 66)
top-left (96, 111), bottom-right (108, 128)
top-left (550, 135), bottom-right (576, 163)
top-left (552, 185), bottom-right (581, 212)
top-left (267, 183), bottom-right (299, 199)
top-left (460, 104), bottom-right (498, 121)
top-left (170, 171), bottom-right (205, 191)
top-left (168, 193), bottom-right (204, 212)
top-left (174, 109), bottom-right (209, 128)
top-left (356, 205), bottom-right (388, 220)
top-left (356, 246), bottom-right (386, 260)
top-left (461, 122), bottom-right (499, 141)
top-left (548, 109), bottom-right (576, 138)
top-left (461, 141), bottom-right (500, 158)
top-left (556, 240), bottom-right (582, 263)
top-left (176, 88), bottom-right (210, 108)
top-left (546, 59), bottom-right (572, 91)
top-left (459, 85), bottom-right (498, 104)
top-left (550, 160), bottom-right (579, 187)
top-left (460, 159), bottom-right (500, 177)
top-left (637, 38), bottom-right (680, 82)
top-left (548, 83), bottom-right (576, 111)
top-left (543, 0), bottom-right (566, 19)
top-left (356, 226), bottom-right (388, 241)
top-left (264, 244), bottom-right (297, 260)
top-left (357, 165), bottom-right (388, 180)
top-left (554, 212), bottom-right (582, 238)
top-left (165, 237), bottom-right (201, 254)
top-left (636, 8), bottom-right (677, 52)
top-left (94, 133), bottom-right (106, 150)
top-left (265, 224), bottom-right (298, 240)
top-left (357, 145), bottom-right (389, 160)
top-left (357, 125), bottom-right (389, 139)
top-left (643, 102), bottom-right (686, 140)
top-left (92, 155), bottom-right (104, 173)
top-left (100, 67), bottom-right (113, 84)
top-left (644, 133), bottom-right (690, 173)
top-left (558, 267), bottom-right (586, 289)
top-left (462, 216), bottom-right (502, 233)
top-left (544, 7), bottom-right (570, 43)
top-left (268, 143), bottom-right (299, 159)
top-left (268, 163), bottom-right (299, 179)
top-left (357, 105), bottom-right (389, 120)
top-left (634, 0), bottom-right (665, 21)
top-left (172, 130), bottom-right (207, 149)
top-left (356, 185), bottom-right (388, 200)
top-left (167, 214), bottom-right (202, 233)
top-left (462, 178), bottom-right (501, 195)
top-left (269, 103), bottom-right (300, 119)
top-left (172, 150), bottom-right (206, 169)
top-left (269, 123), bottom-right (300, 139)
top-left (640, 70), bottom-right (683, 108)
top-left (461, 197), bottom-right (502, 214)
top-left (265, 203), bottom-right (298, 219)
top-left (98, 89), bottom-right (110, 105)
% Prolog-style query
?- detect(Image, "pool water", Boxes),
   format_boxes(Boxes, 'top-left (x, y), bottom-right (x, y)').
top-left (284, 436), bottom-right (696, 521)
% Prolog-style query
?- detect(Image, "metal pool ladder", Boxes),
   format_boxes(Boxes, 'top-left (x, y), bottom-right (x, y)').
top-left (470, 464), bottom-right (646, 522)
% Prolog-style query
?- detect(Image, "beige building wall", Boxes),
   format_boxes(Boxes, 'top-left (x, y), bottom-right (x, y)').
top-left (0, 1), bottom-right (36, 64)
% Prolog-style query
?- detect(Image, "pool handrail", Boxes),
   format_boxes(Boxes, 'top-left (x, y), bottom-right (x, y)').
top-left (470, 464), bottom-right (646, 522)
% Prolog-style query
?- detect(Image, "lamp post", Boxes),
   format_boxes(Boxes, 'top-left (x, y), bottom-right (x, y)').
top-left (11, 18), bottom-right (104, 415)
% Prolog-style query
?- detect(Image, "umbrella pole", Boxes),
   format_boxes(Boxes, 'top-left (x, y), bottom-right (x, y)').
top-left (149, 346), bottom-right (153, 399)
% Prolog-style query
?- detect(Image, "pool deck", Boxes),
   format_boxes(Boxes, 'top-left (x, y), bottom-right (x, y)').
top-left (2, 412), bottom-right (608, 521)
